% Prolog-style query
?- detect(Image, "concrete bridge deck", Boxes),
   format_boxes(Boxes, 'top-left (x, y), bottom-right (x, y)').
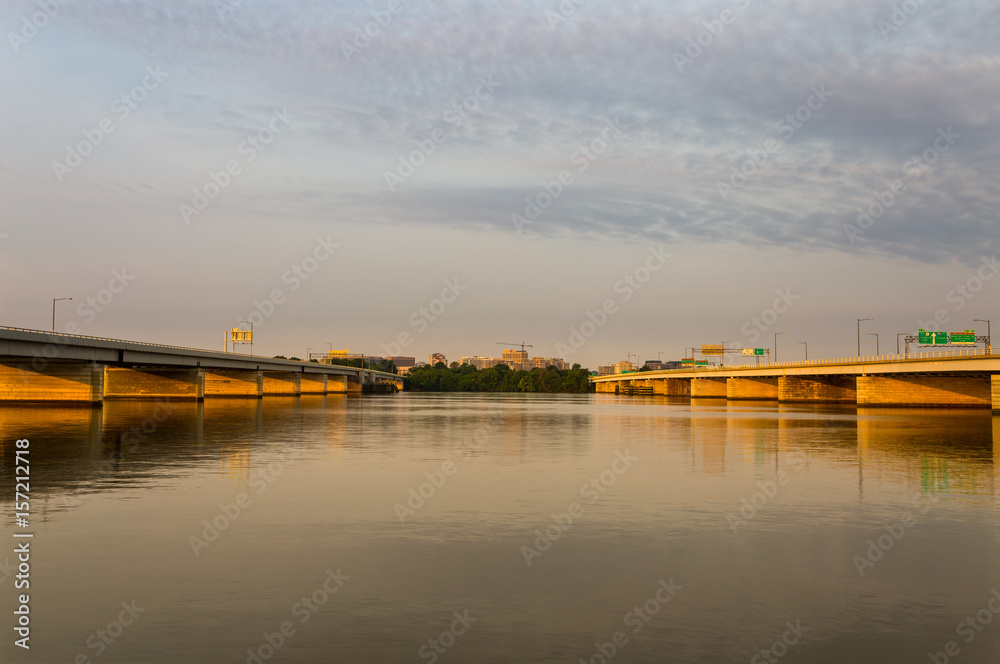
top-left (0, 327), bottom-right (403, 404)
top-left (591, 349), bottom-right (1000, 409)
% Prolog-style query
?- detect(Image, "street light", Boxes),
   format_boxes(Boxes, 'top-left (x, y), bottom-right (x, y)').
top-left (52, 297), bottom-right (72, 331)
top-left (974, 319), bottom-right (991, 353)
top-left (858, 318), bottom-right (873, 356)
top-left (798, 341), bottom-right (808, 360)
top-left (866, 332), bottom-right (879, 356)
top-left (774, 332), bottom-right (787, 362)
top-left (238, 319), bottom-right (254, 356)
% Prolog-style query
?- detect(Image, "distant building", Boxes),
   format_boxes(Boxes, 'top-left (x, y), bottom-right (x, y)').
top-left (612, 360), bottom-right (637, 374)
top-left (387, 356), bottom-right (415, 368)
top-left (643, 360), bottom-right (682, 371)
top-left (429, 353), bottom-right (447, 367)
top-left (531, 357), bottom-right (569, 370)
top-left (598, 365), bottom-right (616, 376)
top-left (460, 356), bottom-right (501, 370)
top-left (501, 349), bottom-right (528, 370)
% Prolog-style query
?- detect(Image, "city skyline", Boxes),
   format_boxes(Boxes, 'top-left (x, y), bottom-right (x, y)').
top-left (2, 0), bottom-right (997, 370)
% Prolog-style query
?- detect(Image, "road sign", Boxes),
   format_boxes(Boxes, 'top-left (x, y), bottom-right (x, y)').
top-left (702, 344), bottom-right (725, 356)
top-left (742, 348), bottom-right (753, 356)
top-left (950, 330), bottom-right (976, 345)
top-left (754, 348), bottom-right (765, 356)
top-left (918, 329), bottom-right (948, 345)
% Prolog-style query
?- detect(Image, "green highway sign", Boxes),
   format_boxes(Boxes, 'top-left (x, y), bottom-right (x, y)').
top-left (950, 330), bottom-right (976, 345)
top-left (918, 329), bottom-right (949, 345)
top-left (755, 348), bottom-right (765, 356)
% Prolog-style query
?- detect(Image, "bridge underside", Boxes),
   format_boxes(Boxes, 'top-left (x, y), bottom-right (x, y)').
top-left (0, 362), bottom-right (404, 404)
top-left (597, 373), bottom-right (1000, 410)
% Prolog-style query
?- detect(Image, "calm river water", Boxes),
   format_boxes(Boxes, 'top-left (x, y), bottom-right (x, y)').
top-left (1, 393), bottom-right (998, 663)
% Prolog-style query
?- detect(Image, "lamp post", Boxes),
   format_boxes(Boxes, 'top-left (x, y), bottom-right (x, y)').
top-left (798, 341), bottom-right (807, 360)
top-left (866, 332), bottom-right (879, 356)
top-left (774, 332), bottom-right (787, 363)
top-left (974, 319), bottom-right (991, 353)
top-left (858, 318), bottom-right (873, 356)
top-left (306, 347), bottom-right (314, 363)
top-left (238, 319), bottom-right (254, 356)
top-left (52, 297), bottom-right (72, 331)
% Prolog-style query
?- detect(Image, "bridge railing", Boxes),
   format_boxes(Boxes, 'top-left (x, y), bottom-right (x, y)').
top-left (0, 326), bottom-right (400, 376)
top-left (596, 347), bottom-right (996, 377)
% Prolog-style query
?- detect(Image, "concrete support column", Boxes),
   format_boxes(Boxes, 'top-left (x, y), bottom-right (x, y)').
top-left (262, 371), bottom-right (301, 396)
top-left (857, 375), bottom-right (990, 407)
top-left (691, 377), bottom-right (727, 398)
top-left (104, 367), bottom-right (204, 400)
top-left (347, 376), bottom-right (363, 394)
top-left (300, 374), bottom-right (328, 395)
top-left (204, 370), bottom-right (263, 398)
top-left (327, 375), bottom-right (348, 394)
top-left (652, 378), bottom-right (691, 396)
top-left (595, 382), bottom-right (616, 394)
top-left (0, 361), bottom-right (104, 404)
top-left (778, 376), bottom-right (856, 403)
top-left (727, 377), bottom-right (779, 400)
top-left (992, 375), bottom-right (1000, 412)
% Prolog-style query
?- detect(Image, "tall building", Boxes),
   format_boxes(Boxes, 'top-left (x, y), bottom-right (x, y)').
top-left (531, 357), bottom-right (569, 370)
top-left (612, 360), bottom-right (637, 374)
top-left (387, 356), bottom-right (415, 368)
top-left (429, 353), bottom-right (447, 367)
top-left (460, 356), bottom-right (500, 370)
top-left (501, 349), bottom-right (528, 370)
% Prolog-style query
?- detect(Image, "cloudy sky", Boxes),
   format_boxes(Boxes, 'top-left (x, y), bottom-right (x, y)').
top-left (1, 0), bottom-right (998, 368)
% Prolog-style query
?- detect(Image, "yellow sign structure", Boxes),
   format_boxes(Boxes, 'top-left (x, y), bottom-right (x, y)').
top-left (224, 328), bottom-right (253, 352)
top-left (328, 349), bottom-right (351, 358)
top-left (702, 344), bottom-right (725, 356)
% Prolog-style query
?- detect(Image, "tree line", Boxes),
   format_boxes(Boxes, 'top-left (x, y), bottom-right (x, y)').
top-left (406, 362), bottom-right (592, 393)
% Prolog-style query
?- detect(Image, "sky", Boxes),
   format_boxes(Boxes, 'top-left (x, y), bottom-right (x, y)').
top-left (1, 0), bottom-right (998, 369)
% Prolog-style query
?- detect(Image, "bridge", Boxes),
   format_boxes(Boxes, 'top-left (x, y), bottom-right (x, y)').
top-left (591, 349), bottom-right (1000, 410)
top-left (0, 327), bottom-right (404, 404)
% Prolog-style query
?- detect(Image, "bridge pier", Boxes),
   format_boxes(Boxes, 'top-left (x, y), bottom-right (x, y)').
top-left (857, 374), bottom-right (991, 407)
top-left (262, 371), bottom-right (301, 396)
top-left (0, 361), bottom-right (104, 404)
top-left (652, 378), bottom-right (691, 396)
top-left (104, 367), bottom-right (204, 401)
top-left (204, 370), bottom-right (263, 398)
top-left (993, 375), bottom-right (1000, 412)
top-left (691, 377), bottom-right (727, 398)
top-left (727, 377), bottom-right (778, 400)
top-left (778, 376), bottom-right (856, 403)
top-left (327, 375), bottom-right (348, 393)
top-left (346, 376), bottom-right (363, 394)
top-left (300, 374), bottom-right (328, 395)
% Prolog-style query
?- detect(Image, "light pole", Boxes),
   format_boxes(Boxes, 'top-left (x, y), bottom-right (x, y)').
top-left (306, 347), bottom-right (314, 363)
top-left (798, 341), bottom-right (807, 360)
top-left (866, 332), bottom-right (879, 356)
top-left (974, 319), bottom-right (991, 353)
top-left (52, 297), bottom-right (72, 331)
top-left (896, 332), bottom-right (908, 355)
top-left (774, 332), bottom-right (787, 363)
top-left (858, 318), bottom-right (873, 356)
top-left (239, 319), bottom-right (254, 356)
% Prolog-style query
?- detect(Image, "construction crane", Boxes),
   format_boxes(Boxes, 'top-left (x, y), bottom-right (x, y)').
top-left (497, 342), bottom-right (533, 352)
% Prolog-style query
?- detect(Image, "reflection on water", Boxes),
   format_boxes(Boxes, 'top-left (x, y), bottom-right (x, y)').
top-left (0, 394), bottom-right (998, 663)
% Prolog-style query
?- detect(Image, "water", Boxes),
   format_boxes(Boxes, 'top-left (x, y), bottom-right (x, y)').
top-left (1, 394), bottom-right (998, 663)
